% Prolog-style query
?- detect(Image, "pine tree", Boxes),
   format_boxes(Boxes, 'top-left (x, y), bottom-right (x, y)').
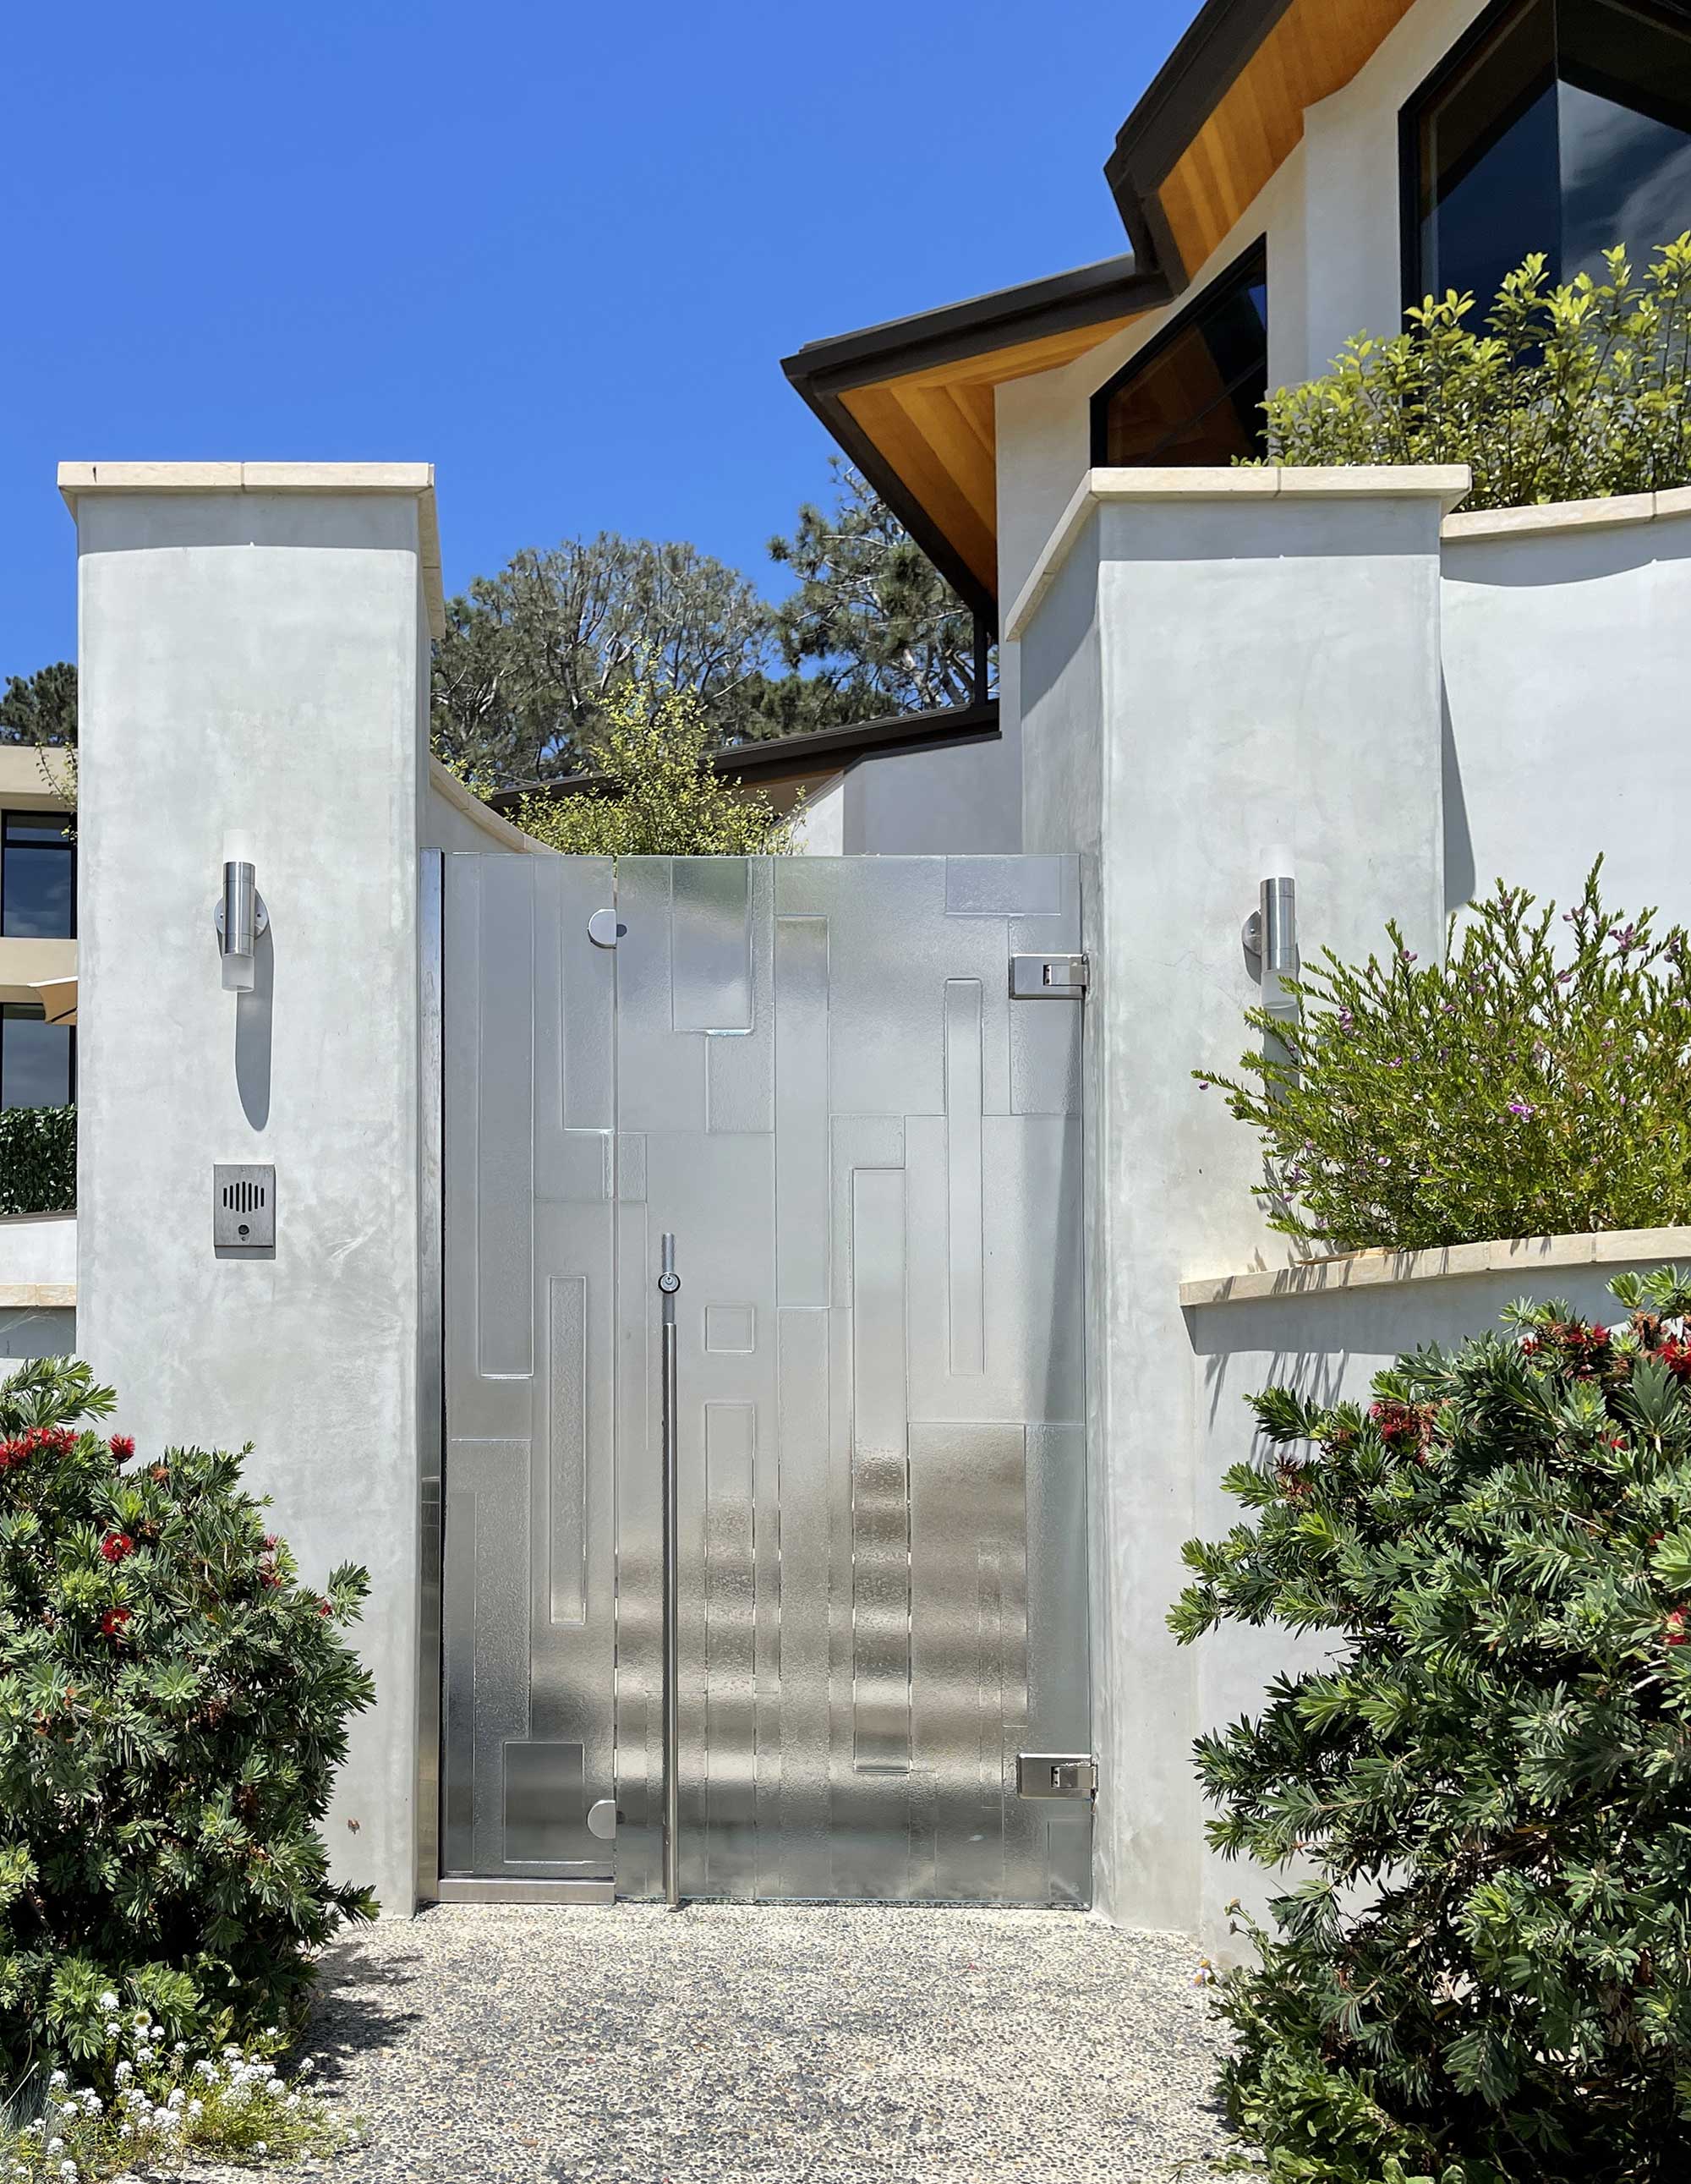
top-left (0, 1357), bottom-right (375, 2083)
top-left (1173, 1267), bottom-right (1691, 2182)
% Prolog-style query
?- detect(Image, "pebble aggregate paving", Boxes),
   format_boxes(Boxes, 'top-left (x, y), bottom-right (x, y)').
top-left (180, 1902), bottom-right (1234, 2183)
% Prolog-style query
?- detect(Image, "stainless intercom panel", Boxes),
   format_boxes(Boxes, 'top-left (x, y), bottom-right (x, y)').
top-left (213, 1164), bottom-right (275, 1251)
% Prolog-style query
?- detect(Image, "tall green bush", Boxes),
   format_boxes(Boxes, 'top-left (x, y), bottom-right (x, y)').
top-left (1256, 238), bottom-right (1691, 509)
top-left (512, 681), bottom-right (802, 855)
top-left (0, 1108), bottom-right (75, 1218)
top-left (1199, 866), bottom-right (1691, 1252)
top-left (0, 1356), bottom-right (375, 2086)
top-left (1173, 1267), bottom-right (1691, 2182)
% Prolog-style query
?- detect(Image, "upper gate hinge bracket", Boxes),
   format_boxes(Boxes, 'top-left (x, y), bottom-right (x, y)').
top-left (1010, 952), bottom-right (1089, 1000)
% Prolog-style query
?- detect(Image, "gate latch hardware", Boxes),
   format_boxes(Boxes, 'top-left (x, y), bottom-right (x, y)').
top-left (1009, 953), bottom-right (1089, 1000)
top-left (1015, 1751), bottom-right (1098, 1800)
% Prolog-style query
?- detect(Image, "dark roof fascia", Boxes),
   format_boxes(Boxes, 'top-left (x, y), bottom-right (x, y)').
top-left (782, 256), bottom-right (1168, 627)
top-left (484, 700), bottom-right (1001, 814)
top-left (782, 254), bottom-right (1166, 395)
top-left (1103, 0), bottom-right (1297, 285)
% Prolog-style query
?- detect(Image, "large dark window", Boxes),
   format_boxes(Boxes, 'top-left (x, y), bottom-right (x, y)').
top-left (0, 1004), bottom-right (74, 1110)
top-left (1409, 0), bottom-right (1691, 309)
top-left (1090, 242), bottom-right (1268, 468)
top-left (1, 807), bottom-right (74, 939)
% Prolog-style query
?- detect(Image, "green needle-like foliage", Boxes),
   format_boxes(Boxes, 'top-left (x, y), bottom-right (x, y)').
top-left (1198, 862), bottom-right (1691, 1251)
top-left (0, 1356), bottom-right (376, 2085)
top-left (1173, 1267), bottom-right (1691, 2181)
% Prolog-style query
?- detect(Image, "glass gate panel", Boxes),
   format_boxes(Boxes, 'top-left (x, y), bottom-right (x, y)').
top-left (440, 851), bottom-right (1092, 1904)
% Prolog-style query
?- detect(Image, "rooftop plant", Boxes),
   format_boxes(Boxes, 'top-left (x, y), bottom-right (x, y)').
top-left (1174, 1267), bottom-right (1691, 2181)
top-left (1256, 238), bottom-right (1691, 510)
top-left (1198, 864), bottom-right (1691, 1253)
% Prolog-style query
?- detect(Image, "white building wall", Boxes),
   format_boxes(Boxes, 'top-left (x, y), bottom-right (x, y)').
top-left (1440, 501), bottom-right (1691, 922)
top-left (1018, 469), bottom-right (1458, 1932)
top-left (68, 468), bottom-right (434, 1918)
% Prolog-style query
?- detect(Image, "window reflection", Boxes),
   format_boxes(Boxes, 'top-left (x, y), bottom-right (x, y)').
top-left (0, 1004), bottom-right (74, 1110)
top-left (1, 809), bottom-right (74, 940)
top-left (1092, 244), bottom-right (1268, 468)
top-left (1412, 0), bottom-right (1691, 308)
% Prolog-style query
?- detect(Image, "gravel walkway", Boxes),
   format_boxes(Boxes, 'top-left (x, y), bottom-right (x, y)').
top-left (194, 1902), bottom-right (1234, 2184)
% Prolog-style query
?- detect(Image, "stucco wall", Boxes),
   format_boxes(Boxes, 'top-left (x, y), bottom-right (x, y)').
top-left (839, 718), bottom-right (1023, 854)
top-left (1440, 500), bottom-right (1691, 922)
top-left (0, 1212), bottom-right (76, 1287)
top-left (1186, 1235), bottom-right (1691, 1952)
top-left (69, 472), bottom-right (430, 1916)
top-left (1019, 470), bottom-right (1456, 1933)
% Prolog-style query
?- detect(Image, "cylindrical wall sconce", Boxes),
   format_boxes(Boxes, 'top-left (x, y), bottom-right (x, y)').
top-left (214, 857), bottom-right (268, 993)
top-left (1244, 845), bottom-right (1299, 1024)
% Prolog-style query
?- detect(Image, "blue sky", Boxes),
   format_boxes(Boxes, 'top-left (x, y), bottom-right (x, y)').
top-left (3, 0), bottom-right (1196, 673)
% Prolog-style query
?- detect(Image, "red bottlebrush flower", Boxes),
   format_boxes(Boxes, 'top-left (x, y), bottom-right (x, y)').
top-left (1656, 1338), bottom-right (1691, 1381)
top-left (101, 1607), bottom-right (132, 1639)
top-left (109, 1433), bottom-right (136, 1460)
top-left (317, 1600), bottom-right (333, 1617)
top-left (1665, 1607), bottom-right (1690, 1647)
top-left (262, 1533), bottom-right (279, 1550)
top-left (1370, 1399), bottom-right (1437, 1453)
top-left (98, 1531), bottom-right (134, 1564)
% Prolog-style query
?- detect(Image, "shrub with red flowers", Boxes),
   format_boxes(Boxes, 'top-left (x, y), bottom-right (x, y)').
top-left (0, 1354), bottom-right (376, 2087)
top-left (1172, 1263), bottom-right (1691, 2182)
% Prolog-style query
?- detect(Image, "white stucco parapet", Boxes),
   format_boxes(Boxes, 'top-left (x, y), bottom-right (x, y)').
top-left (1003, 464), bottom-right (1473, 642)
top-left (56, 461), bottom-right (446, 640)
top-left (1181, 1224), bottom-right (1691, 1309)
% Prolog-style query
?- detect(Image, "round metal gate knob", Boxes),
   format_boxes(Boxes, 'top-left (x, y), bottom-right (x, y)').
top-left (586, 1798), bottom-right (618, 1841)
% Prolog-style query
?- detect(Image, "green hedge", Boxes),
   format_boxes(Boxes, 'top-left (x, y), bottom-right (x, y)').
top-left (0, 1103), bottom-right (75, 1215)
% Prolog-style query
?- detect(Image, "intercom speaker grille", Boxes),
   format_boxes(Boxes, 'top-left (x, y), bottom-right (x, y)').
top-left (212, 1164), bottom-right (276, 1249)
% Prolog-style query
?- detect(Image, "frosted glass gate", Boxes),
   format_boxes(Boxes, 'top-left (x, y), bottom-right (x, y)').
top-left (439, 853), bottom-right (1091, 1904)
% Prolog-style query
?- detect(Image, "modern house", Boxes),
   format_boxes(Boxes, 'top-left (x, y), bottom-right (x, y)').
top-left (0, 744), bottom-right (75, 1108)
top-left (6, 0), bottom-right (1691, 1950)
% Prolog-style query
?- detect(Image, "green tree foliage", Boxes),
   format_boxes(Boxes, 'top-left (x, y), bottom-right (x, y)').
top-left (430, 468), bottom-right (978, 790)
top-left (769, 458), bottom-right (981, 715)
top-left (1199, 865), bottom-right (1691, 1252)
top-left (0, 664), bottom-right (76, 748)
top-left (512, 683), bottom-right (801, 857)
top-left (0, 1108), bottom-right (75, 1217)
top-left (0, 1356), bottom-right (376, 2084)
top-left (1172, 1267), bottom-right (1691, 2181)
top-left (1257, 238), bottom-right (1691, 509)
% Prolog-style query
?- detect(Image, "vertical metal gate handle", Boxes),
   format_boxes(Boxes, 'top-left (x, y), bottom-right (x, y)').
top-left (657, 1234), bottom-right (682, 1911)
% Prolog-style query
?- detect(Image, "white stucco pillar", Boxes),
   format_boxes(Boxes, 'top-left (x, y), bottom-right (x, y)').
top-left (1011, 465), bottom-right (1469, 1938)
top-left (63, 460), bottom-right (443, 1915)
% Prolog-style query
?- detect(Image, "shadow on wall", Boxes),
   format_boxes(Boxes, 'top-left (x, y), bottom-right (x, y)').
top-left (235, 927), bottom-right (274, 1130)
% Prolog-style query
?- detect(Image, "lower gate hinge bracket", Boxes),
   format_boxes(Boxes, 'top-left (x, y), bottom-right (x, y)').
top-left (1015, 1751), bottom-right (1098, 1800)
top-left (1009, 953), bottom-right (1089, 999)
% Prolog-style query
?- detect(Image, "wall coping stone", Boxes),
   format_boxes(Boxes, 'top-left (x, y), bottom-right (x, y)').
top-left (1180, 1225), bottom-right (1691, 1309)
top-left (1004, 463), bottom-right (1473, 642)
top-left (1441, 486), bottom-right (1691, 542)
top-left (0, 1284), bottom-right (74, 1309)
top-left (55, 460), bottom-right (446, 641)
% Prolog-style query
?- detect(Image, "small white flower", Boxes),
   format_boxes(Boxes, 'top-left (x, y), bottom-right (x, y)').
top-left (47, 2070), bottom-right (68, 2089)
top-left (97, 1990), bottom-right (118, 2010)
top-left (298, 2057), bottom-right (315, 2075)
top-left (222, 2043), bottom-right (241, 2058)
top-left (59, 2164), bottom-right (78, 2181)
top-left (119, 2123), bottom-right (132, 2139)
top-left (45, 2141), bottom-right (63, 2157)
top-left (286, 2092), bottom-right (301, 2108)
top-left (104, 2019), bottom-right (121, 2036)
top-left (194, 2060), bottom-right (218, 2079)
top-left (167, 2088), bottom-right (185, 2108)
top-left (79, 2092), bottom-right (101, 2113)
top-left (172, 2039), bottom-right (188, 2055)
top-left (114, 2061), bottom-right (133, 2082)
top-left (58, 2103), bottom-right (79, 2120)
top-left (187, 2099), bottom-right (204, 2119)
top-left (254, 2145), bottom-right (268, 2158)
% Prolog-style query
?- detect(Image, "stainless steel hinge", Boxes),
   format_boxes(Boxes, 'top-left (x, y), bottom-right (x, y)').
top-left (1015, 1751), bottom-right (1098, 1800)
top-left (1009, 953), bottom-right (1089, 1000)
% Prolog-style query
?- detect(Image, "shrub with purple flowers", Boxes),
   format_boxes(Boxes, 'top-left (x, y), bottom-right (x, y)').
top-left (1198, 862), bottom-right (1691, 1251)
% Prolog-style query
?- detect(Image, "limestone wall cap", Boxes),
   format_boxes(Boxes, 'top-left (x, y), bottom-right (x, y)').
top-left (1180, 1224), bottom-right (1691, 1309)
top-left (56, 461), bottom-right (446, 639)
